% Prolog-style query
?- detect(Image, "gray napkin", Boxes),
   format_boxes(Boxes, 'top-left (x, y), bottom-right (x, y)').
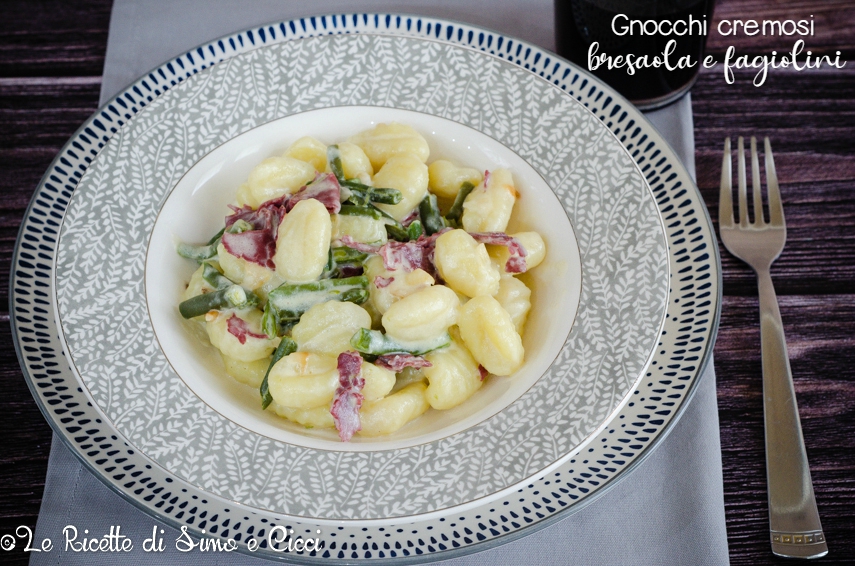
top-left (30, 1), bottom-right (727, 564)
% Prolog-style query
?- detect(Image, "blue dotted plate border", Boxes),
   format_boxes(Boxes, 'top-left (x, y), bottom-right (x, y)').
top-left (10, 13), bottom-right (720, 563)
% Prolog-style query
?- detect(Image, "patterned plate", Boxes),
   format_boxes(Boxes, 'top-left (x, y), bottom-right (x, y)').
top-left (11, 14), bottom-right (720, 563)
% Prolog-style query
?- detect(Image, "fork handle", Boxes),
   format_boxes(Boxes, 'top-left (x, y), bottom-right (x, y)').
top-left (757, 269), bottom-right (827, 558)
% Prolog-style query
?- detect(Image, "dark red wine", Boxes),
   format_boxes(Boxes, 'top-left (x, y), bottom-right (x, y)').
top-left (555, 0), bottom-right (714, 109)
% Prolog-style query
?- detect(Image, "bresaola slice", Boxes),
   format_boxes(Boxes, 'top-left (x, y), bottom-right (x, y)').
top-left (222, 196), bottom-right (287, 269)
top-left (286, 173), bottom-right (342, 214)
top-left (330, 351), bottom-right (365, 442)
top-left (221, 174), bottom-right (342, 269)
top-left (478, 365), bottom-right (489, 381)
top-left (222, 229), bottom-right (277, 269)
top-left (470, 232), bottom-right (528, 273)
top-left (380, 239), bottom-right (426, 272)
top-left (226, 314), bottom-right (269, 344)
top-left (225, 194), bottom-right (288, 231)
top-left (375, 354), bottom-right (432, 372)
top-left (339, 236), bottom-right (381, 255)
top-left (381, 229), bottom-right (452, 273)
top-left (343, 228), bottom-right (532, 278)
top-left (341, 229), bottom-right (451, 274)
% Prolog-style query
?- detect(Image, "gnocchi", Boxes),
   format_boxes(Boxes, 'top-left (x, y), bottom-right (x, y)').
top-left (272, 403), bottom-right (335, 429)
top-left (335, 142), bottom-right (374, 180)
top-left (274, 198), bottom-right (332, 283)
top-left (332, 213), bottom-right (387, 245)
top-left (206, 310), bottom-right (279, 362)
top-left (176, 123), bottom-right (548, 441)
top-left (372, 154), bottom-right (429, 221)
top-left (434, 229), bottom-right (500, 298)
top-left (221, 353), bottom-right (269, 388)
top-left (461, 168), bottom-right (518, 233)
top-left (183, 265), bottom-right (214, 303)
top-left (363, 256), bottom-right (434, 315)
top-left (381, 285), bottom-right (459, 344)
top-left (428, 160), bottom-right (482, 200)
top-left (360, 362), bottom-right (397, 401)
top-left (458, 295), bottom-right (525, 376)
top-left (217, 243), bottom-right (273, 290)
top-left (348, 122), bottom-right (430, 170)
top-left (292, 301), bottom-right (372, 357)
top-left (236, 156), bottom-right (316, 208)
top-left (284, 136), bottom-right (328, 172)
top-left (267, 352), bottom-right (394, 410)
top-left (493, 277), bottom-right (532, 335)
top-left (424, 333), bottom-right (483, 410)
top-left (359, 382), bottom-right (430, 437)
top-left (267, 352), bottom-right (340, 409)
top-left (488, 231), bottom-right (546, 276)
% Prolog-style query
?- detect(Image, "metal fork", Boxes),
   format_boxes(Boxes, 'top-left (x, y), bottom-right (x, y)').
top-left (720, 137), bottom-right (827, 559)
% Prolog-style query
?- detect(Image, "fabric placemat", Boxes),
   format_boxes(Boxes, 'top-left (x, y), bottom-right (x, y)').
top-left (30, 1), bottom-right (728, 564)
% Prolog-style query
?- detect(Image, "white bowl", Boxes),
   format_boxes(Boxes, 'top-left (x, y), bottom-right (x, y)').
top-left (146, 105), bottom-right (581, 451)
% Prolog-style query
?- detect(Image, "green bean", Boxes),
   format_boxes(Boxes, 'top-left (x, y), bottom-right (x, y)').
top-left (342, 180), bottom-right (403, 205)
top-left (332, 246), bottom-right (368, 264)
top-left (339, 205), bottom-right (383, 220)
top-left (268, 276), bottom-right (368, 298)
top-left (176, 219), bottom-right (252, 262)
top-left (175, 227), bottom-right (224, 261)
top-left (266, 276), bottom-right (369, 321)
top-left (327, 145), bottom-right (345, 182)
top-left (339, 288), bottom-right (369, 304)
top-left (385, 223), bottom-right (410, 242)
top-left (372, 205), bottom-right (412, 242)
top-left (319, 248), bottom-right (336, 280)
top-left (366, 187), bottom-right (403, 204)
top-left (261, 301), bottom-right (278, 339)
top-left (176, 242), bottom-right (217, 261)
top-left (202, 263), bottom-right (233, 289)
top-left (261, 302), bottom-right (299, 339)
top-left (445, 181), bottom-right (476, 226)
top-left (207, 227), bottom-right (227, 244)
top-left (418, 194), bottom-right (445, 235)
top-left (228, 219), bottom-right (253, 234)
top-left (341, 179), bottom-right (373, 192)
top-left (178, 284), bottom-right (257, 319)
top-left (350, 329), bottom-right (450, 356)
top-left (260, 336), bottom-right (298, 410)
top-left (407, 219), bottom-right (424, 240)
top-left (344, 188), bottom-right (370, 206)
top-left (386, 215), bottom-right (422, 241)
top-left (324, 246), bottom-right (370, 281)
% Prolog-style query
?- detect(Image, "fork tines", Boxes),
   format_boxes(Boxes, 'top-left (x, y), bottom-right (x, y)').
top-left (719, 136), bottom-right (784, 229)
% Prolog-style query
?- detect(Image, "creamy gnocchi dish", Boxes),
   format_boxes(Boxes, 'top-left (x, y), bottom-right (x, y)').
top-left (176, 123), bottom-right (546, 441)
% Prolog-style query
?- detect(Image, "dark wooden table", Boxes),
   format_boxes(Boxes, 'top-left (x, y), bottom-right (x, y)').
top-left (1, 1), bottom-right (853, 564)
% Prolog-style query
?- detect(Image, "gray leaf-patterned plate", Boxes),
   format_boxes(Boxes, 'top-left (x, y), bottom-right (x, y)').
top-left (12, 15), bottom-right (720, 564)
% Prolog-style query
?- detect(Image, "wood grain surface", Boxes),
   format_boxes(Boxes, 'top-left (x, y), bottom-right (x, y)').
top-left (0, 0), bottom-right (853, 564)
